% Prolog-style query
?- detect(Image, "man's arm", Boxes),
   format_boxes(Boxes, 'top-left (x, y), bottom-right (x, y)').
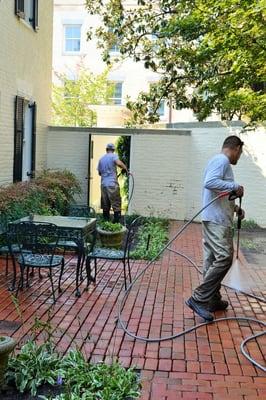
top-left (115, 159), bottom-right (128, 172)
top-left (204, 161), bottom-right (240, 192)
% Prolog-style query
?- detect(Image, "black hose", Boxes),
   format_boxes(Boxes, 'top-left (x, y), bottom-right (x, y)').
top-left (118, 192), bottom-right (266, 372)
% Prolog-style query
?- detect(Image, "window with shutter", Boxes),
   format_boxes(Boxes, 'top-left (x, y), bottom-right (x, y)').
top-left (30, 102), bottom-right (36, 177)
top-left (15, 0), bottom-right (38, 31)
top-left (13, 96), bottom-right (24, 182)
top-left (15, 0), bottom-right (25, 18)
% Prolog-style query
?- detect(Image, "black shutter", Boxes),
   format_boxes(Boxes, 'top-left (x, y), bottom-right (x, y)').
top-left (13, 96), bottom-right (24, 182)
top-left (15, 0), bottom-right (25, 18)
top-left (33, 0), bottom-right (38, 30)
top-left (30, 102), bottom-right (37, 177)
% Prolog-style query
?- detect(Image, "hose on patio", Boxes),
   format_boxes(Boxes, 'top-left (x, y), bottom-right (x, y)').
top-left (117, 191), bottom-right (266, 373)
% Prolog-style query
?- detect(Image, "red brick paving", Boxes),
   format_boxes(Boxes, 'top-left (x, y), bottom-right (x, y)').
top-left (0, 221), bottom-right (265, 399)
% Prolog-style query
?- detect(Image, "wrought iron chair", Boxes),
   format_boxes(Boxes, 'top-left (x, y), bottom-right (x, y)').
top-left (0, 214), bottom-right (21, 279)
top-left (85, 216), bottom-right (143, 290)
top-left (8, 222), bottom-right (65, 303)
top-left (56, 205), bottom-right (96, 256)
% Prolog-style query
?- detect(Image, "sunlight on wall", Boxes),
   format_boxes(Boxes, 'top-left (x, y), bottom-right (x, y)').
top-left (241, 128), bottom-right (266, 178)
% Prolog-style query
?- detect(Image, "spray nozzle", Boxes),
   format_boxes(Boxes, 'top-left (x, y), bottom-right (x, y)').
top-left (228, 190), bottom-right (243, 201)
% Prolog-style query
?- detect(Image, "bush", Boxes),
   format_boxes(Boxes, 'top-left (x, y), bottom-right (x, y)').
top-left (0, 170), bottom-right (81, 225)
top-left (130, 217), bottom-right (169, 260)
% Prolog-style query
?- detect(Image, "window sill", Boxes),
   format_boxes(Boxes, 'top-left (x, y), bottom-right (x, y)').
top-left (62, 51), bottom-right (83, 56)
top-left (17, 17), bottom-right (36, 32)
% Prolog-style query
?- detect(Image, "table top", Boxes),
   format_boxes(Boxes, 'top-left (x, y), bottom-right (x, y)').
top-left (15, 215), bottom-right (96, 230)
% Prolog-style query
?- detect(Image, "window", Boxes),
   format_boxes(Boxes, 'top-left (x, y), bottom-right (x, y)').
top-left (15, 0), bottom-right (38, 30)
top-left (158, 100), bottom-right (165, 117)
top-left (14, 96), bottom-right (36, 182)
top-left (108, 29), bottom-right (120, 54)
top-left (64, 25), bottom-right (81, 53)
top-left (110, 82), bottom-right (123, 105)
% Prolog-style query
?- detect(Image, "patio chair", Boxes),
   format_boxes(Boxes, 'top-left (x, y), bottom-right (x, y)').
top-left (85, 216), bottom-right (143, 290)
top-left (56, 205), bottom-right (96, 255)
top-left (8, 221), bottom-right (65, 303)
top-left (68, 204), bottom-right (96, 218)
top-left (0, 214), bottom-right (21, 279)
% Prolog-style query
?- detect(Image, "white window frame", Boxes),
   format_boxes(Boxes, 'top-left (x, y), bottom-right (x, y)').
top-left (110, 82), bottom-right (123, 105)
top-left (63, 24), bottom-right (82, 54)
top-left (158, 100), bottom-right (165, 117)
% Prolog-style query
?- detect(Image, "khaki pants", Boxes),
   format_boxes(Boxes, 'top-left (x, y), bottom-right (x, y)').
top-left (193, 221), bottom-right (234, 303)
top-left (101, 184), bottom-right (121, 212)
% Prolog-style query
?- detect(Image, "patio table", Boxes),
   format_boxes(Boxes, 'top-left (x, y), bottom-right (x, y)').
top-left (9, 214), bottom-right (97, 297)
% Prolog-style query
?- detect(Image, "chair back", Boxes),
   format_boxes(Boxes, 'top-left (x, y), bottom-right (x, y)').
top-left (7, 221), bottom-right (59, 264)
top-left (68, 205), bottom-right (96, 218)
top-left (124, 216), bottom-right (144, 256)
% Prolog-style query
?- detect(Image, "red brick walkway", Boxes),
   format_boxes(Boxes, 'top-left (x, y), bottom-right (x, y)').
top-left (0, 222), bottom-right (265, 399)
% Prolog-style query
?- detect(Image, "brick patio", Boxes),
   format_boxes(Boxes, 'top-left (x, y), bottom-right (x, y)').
top-left (0, 221), bottom-right (265, 399)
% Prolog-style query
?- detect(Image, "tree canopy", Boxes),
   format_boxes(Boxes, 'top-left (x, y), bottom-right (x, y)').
top-left (52, 67), bottom-right (114, 127)
top-left (86, 0), bottom-right (266, 125)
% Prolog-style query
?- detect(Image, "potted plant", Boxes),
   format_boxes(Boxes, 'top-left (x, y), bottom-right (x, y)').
top-left (96, 221), bottom-right (127, 249)
top-left (0, 336), bottom-right (16, 389)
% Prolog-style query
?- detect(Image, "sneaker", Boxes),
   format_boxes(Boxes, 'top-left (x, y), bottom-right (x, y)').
top-left (185, 297), bottom-right (214, 321)
top-left (208, 299), bottom-right (229, 312)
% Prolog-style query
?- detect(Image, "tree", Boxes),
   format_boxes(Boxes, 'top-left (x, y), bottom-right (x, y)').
top-left (52, 67), bottom-right (114, 126)
top-left (86, 0), bottom-right (266, 125)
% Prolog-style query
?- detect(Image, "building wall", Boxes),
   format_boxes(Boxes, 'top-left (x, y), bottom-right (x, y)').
top-left (0, 0), bottom-right (53, 185)
top-left (53, 0), bottom-right (216, 126)
top-left (48, 124), bottom-right (266, 227)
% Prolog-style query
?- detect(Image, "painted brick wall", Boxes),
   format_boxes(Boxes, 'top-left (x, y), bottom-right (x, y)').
top-left (129, 133), bottom-right (191, 219)
top-left (47, 129), bottom-right (90, 204)
top-left (0, 0), bottom-right (53, 185)
top-left (48, 124), bottom-right (266, 227)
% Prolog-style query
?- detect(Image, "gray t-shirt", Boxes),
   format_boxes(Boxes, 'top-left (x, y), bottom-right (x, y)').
top-left (97, 153), bottom-right (119, 187)
top-left (201, 153), bottom-right (240, 227)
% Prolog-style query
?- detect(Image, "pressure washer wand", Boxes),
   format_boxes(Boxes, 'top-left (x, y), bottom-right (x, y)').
top-left (236, 196), bottom-right (242, 259)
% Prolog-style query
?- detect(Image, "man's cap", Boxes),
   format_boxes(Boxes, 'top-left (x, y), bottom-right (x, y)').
top-left (106, 143), bottom-right (115, 150)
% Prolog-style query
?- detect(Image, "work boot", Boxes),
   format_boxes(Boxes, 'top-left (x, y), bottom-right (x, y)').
top-left (207, 299), bottom-right (229, 312)
top-left (185, 297), bottom-right (214, 321)
top-left (113, 211), bottom-right (121, 224)
top-left (103, 210), bottom-right (110, 221)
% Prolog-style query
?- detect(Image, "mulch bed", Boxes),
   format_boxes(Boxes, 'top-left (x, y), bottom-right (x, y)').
top-left (1, 384), bottom-right (62, 399)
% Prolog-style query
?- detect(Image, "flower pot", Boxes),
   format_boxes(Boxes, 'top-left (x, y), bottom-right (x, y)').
top-left (96, 226), bottom-right (127, 249)
top-left (0, 336), bottom-right (16, 388)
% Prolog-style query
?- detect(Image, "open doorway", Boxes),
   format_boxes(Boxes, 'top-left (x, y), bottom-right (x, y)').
top-left (89, 135), bottom-right (131, 213)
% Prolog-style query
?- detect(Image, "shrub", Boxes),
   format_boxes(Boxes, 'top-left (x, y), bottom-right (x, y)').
top-left (0, 170), bottom-right (81, 225)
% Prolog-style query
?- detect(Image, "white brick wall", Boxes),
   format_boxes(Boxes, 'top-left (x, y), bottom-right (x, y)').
top-left (48, 124), bottom-right (266, 227)
top-left (129, 133), bottom-right (191, 219)
top-left (0, 0), bottom-right (53, 185)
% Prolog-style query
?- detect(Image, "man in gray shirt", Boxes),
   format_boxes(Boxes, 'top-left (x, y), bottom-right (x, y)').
top-left (97, 143), bottom-right (128, 223)
top-left (186, 136), bottom-right (245, 321)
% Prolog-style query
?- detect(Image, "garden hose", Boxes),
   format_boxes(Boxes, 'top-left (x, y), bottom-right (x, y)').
top-left (117, 191), bottom-right (266, 373)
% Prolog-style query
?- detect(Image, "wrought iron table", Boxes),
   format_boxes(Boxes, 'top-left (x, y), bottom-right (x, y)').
top-left (9, 215), bottom-right (96, 297)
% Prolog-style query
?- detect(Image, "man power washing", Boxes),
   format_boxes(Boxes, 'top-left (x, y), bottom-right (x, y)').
top-left (97, 143), bottom-right (128, 223)
top-left (186, 135), bottom-right (245, 321)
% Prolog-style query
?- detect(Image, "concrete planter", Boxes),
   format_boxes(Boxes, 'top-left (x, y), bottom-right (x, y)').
top-left (96, 226), bottom-right (127, 249)
top-left (0, 336), bottom-right (16, 388)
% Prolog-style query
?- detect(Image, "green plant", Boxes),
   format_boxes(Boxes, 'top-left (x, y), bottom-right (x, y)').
top-left (131, 218), bottom-right (168, 260)
top-left (98, 221), bottom-right (124, 232)
top-left (240, 239), bottom-right (259, 250)
top-left (40, 350), bottom-right (140, 400)
top-left (6, 340), bottom-right (61, 395)
top-left (234, 219), bottom-right (261, 231)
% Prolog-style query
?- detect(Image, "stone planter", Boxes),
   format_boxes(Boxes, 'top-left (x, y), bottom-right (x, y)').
top-left (0, 336), bottom-right (16, 389)
top-left (96, 226), bottom-right (127, 249)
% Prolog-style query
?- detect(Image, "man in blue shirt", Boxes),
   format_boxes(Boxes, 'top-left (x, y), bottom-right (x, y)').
top-left (97, 143), bottom-right (128, 223)
top-left (186, 136), bottom-right (245, 321)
